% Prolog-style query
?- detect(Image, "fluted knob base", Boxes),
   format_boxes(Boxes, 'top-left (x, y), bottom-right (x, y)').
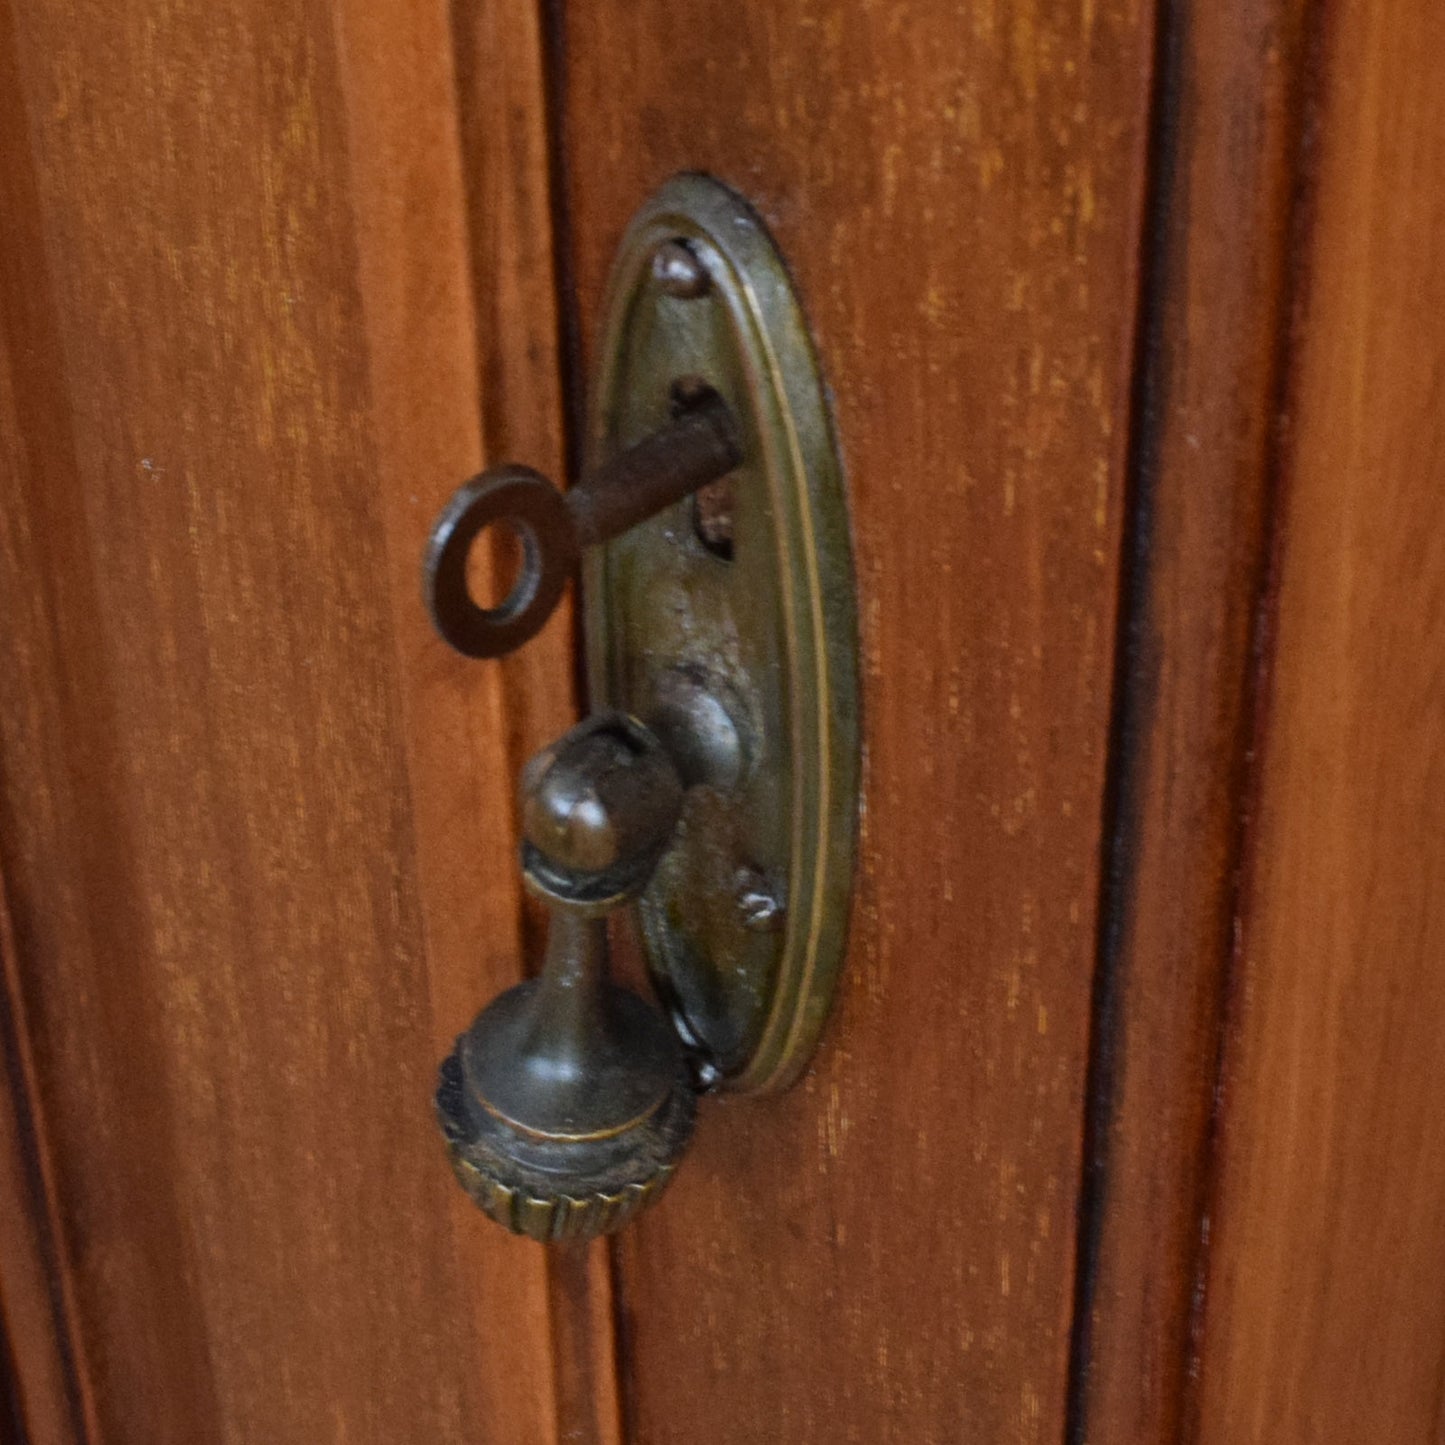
top-left (435, 987), bottom-right (697, 1242)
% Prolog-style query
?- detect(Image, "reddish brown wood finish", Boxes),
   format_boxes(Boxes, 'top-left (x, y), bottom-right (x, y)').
top-left (0, 877), bottom-right (94, 1445)
top-left (556, 4), bottom-right (1155, 1440)
top-left (0, 0), bottom-right (563, 1438)
top-left (1192, 0), bottom-right (1445, 1438)
top-left (1070, 3), bottom-right (1311, 1440)
top-left (5, 1), bottom-right (1442, 1440)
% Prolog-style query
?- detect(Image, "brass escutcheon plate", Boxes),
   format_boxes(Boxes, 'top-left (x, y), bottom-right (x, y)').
top-left (585, 174), bottom-right (859, 1094)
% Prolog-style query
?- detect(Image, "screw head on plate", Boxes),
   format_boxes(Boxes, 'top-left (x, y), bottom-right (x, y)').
top-left (734, 866), bottom-right (786, 933)
top-left (651, 239), bottom-right (711, 299)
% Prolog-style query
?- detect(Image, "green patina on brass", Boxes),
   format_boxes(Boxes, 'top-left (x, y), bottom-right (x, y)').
top-left (427, 176), bottom-right (858, 1241)
top-left (585, 174), bottom-right (859, 1094)
top-left (436, 712), bottom-right (697, 1242)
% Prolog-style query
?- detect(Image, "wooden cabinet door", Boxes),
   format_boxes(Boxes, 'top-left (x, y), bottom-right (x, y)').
top-left (1, 2), bottom-right (1442, 1443)
top-left (0, 0), bottom-right (570, 1439)
top-left (555, 9), bottom-right (1150, 1443)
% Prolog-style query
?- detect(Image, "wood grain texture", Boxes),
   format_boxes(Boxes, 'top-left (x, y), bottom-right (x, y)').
top-left (1070, 3), bottom-right (1310, 1440)
top-left (449, 1), bottom-right (620, 1439)
top-left (0, 0), bottom-right (560, 1438)
top-left (0, 72), bottom-right (95, 1440)
top-left (0, 872), bottom-right (94, 1445)
top-left (1, 1332), bottom-right (25, 1445)
top-left (556, 3), bottom-right (1154, 1440)
top-left (1193, 0), bottom-right (1445, 1438)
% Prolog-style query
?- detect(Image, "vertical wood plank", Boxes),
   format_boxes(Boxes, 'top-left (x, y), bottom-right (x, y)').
top-left (0, 1332), bottom-right (25, 1445)
top-left (556, 3), bottom-right (1155, 1440)
top-left (1070, 2), bottom-right (1311, 1440)
top-left (0, 41), bottom-right (95, 1435)
top-left (331, 0), bottom-right (563, 1432)
top-left (448, 1), bottom-right (621, 1439)
top-left (1192, 0), bottom-right (1445, 1438)
top-left (0, 874), bottom-right (93, 1445)
top-left (0, 0), bottom-right (560, 1438)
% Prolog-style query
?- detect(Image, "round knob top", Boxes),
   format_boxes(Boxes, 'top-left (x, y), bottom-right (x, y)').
top-left (520, 712), bottom-right (683, 911)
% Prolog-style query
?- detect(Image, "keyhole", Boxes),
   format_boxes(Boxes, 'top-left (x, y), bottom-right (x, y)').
top-left (692, 476), bottom-right (735, 561)
top-left (669, 377), bottom-right (736, 562)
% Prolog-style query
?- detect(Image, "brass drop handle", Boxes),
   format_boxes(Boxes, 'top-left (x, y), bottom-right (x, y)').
top-left (423, 177), bottom-right (861, 1243)
top-left (424, 385), bottom-right (739, 659)
top-left (436, 713), bottom-right (697, 1241)
top-left (422, 379), bottom-right (741, 1240)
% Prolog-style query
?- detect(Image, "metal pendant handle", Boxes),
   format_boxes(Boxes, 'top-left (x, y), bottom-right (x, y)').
top-left (437, 714), bottom-right (696, 1242)
top-left (424, 174), bottom-right (860, 1240)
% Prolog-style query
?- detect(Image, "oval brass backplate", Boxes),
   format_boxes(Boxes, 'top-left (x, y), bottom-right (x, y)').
top-left (584, 174), bottom-right (859, 1095)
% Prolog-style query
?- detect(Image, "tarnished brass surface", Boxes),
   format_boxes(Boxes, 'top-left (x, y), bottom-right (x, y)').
top-left (429, 176), bottom-right (856, 1242)
top-left (585, 175), bottom-right (859, 1094)
top-left (436, 913), bottom-right (696, 1243)
top-left (435, 715), bottom-right (696, 1243)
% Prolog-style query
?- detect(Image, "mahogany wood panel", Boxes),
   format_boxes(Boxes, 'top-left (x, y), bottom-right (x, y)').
top-left (557, 4), bottom-right (1155, 1441)
top-left (1070, 3), bottom-right (1310, 1440)
top-left (0, 877), bottom-right (93, 1445)
top-left (1192, 0), bottom-right (1445, 1438)
top-left (2, 1336), bottom-right (24, 1445)
top-left (0, 0), bottom-right (567, 1438)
